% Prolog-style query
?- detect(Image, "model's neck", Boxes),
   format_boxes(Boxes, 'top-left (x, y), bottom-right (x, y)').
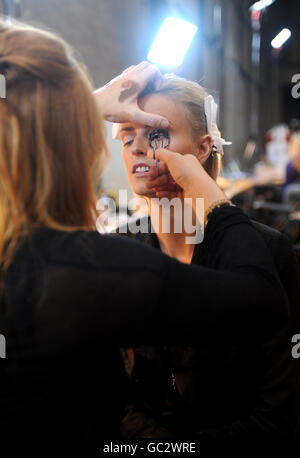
top-left (147, 197), bottom-right (195, 264)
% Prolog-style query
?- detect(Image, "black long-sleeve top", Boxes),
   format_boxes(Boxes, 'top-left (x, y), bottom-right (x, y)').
top-left (117, 213), bottom-right (300, 440)
top-left (0, 206), bottom-right (292, 454)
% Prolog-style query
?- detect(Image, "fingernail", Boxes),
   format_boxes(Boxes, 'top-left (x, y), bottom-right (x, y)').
top-left (161, 120), bottom-right (168, 128)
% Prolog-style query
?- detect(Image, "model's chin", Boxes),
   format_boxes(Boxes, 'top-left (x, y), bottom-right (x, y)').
top-left (130, 182), bottom-right (155, 198)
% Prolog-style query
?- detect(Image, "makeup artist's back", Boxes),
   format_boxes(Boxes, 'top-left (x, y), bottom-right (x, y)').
top-left (117, 215), bottom-right (300, 439)
top-left (0, 227), bottom-right (174, 456)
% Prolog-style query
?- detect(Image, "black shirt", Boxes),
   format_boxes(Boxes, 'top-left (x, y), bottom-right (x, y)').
top-left (0, 206), bottom-right (292, 454)
top-left (117, 214), bottom-right (300, 439)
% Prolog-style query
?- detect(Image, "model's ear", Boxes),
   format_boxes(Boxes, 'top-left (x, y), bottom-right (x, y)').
top-left (196, 135), bottom-right (213, 165)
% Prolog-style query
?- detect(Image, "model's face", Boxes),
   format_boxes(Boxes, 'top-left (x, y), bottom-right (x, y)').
top-left (120, 94), bottom-right (200, 197)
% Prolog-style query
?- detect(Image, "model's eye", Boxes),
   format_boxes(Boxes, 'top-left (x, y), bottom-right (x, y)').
top-left (148, 129), bottom-right (170, 149)
top-left (123, 137), bottom-right (134, 147)
top-left (124, 140), bottom-right (133, 146)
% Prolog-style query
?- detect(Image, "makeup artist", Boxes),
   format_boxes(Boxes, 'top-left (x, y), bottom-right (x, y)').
top-left (0, 19), bottom-right (294, 456)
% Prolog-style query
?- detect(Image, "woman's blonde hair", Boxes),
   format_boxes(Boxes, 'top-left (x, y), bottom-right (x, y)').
top-left (140, 74), bottom-right (222, 180)
top-left (0, 19), bottom-right (108, 290)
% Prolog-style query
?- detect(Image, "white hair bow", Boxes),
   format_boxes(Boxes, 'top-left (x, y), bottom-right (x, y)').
top-left (204, 95), bottom-right (232, 155)
top-left (112, 123), bottom-right (120, 140)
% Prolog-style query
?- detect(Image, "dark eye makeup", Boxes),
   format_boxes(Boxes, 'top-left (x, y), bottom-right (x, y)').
top-left (148, 129), bottom-right (170, 149)
top-left (148, 129), bottom-right (170, 167)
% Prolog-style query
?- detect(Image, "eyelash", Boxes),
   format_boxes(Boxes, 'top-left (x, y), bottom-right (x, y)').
top-left (124, 140), bottom-right (133, 147)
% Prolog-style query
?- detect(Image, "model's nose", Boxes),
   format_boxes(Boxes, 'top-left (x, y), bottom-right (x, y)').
top-left (131, 136), bottom-right (150, 156)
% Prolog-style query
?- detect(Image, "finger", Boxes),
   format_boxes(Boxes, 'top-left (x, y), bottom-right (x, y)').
top-left (170, 191), bottom-right (179, 199)
top-left (153, 71), bottom-right (162, 90)
top-left (147, 178), bottom-right (180, 192)
top-left (148, 166), bottom-right (158, 179)
top-left (155, 191), bottom-right (173, 198)
top-left (147, 147), bottom-right (190, 189)
top-left (147, 147), bottom-right (183, 170)
top-left (134, 61), bottom-right (150, 71)
top-left (131, 107), bottom-right (169, 129)
top-left (147, 149), bottom-right (181, 180)
top-left (122, 65), bottom-right (135, 74)
top-left (123, 62), bottom-right (162, 93)
top-left (167, 183), bottom-right (182, 191)
top-left (155, 191), bottom-right (182, 199)
top-left (148, 162), bottom-right (169, 178)
top-left (134, 62), bottom-right (166, 99)
top-left (148, 174), bottom-right (169, 186)
top-left (123, 62), bottom-right (148, 74)
top-left (154, 189), bottom-right (183, 199)
top-left (145, 174), bottom-right (169, 188)
top-left (138, 62), bottom-right (162, 87)
top-left (151, 183), bottom-right (180, 192)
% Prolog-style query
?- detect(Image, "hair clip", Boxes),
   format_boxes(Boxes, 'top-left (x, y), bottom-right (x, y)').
top-left (112, 123), bottom-right (120, 140)
top-left (204, 95), bottom-right (232, 155)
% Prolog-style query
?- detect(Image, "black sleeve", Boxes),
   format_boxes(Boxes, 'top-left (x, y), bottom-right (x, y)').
top-left (182, 218), bottom-right (299, 439)
top-left (3, 205), bottom-right (291, 446)
top-left (155, 205), bottom-right (289, 344)
top-left (193, 320), bottom-right (297, 440)
top-left (30, 206), bottom-right (289, 353)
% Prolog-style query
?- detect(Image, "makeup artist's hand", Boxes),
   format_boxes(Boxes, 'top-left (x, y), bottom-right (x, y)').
top-left (146, 160), bottom-right (183, 199)
top-left (94, 61), bottom-right (169, 128)
top-left (145, 148), bottom-right (227, 211)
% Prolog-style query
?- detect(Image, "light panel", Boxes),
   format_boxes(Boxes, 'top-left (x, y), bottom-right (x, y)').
top-left (271, 28), bottom-right (291, 48)
top-left (147, 17), bottom-right (198, 67)
top-left (251, 0), bottom-right (275, 11)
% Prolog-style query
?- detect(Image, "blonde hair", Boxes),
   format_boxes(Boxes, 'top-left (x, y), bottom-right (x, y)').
top-left (139, 74), bottom-right (222, 180)
top-left (0, 19), bottom-right (109, 292)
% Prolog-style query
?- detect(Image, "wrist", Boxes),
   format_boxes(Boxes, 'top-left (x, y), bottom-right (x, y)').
top-left (204, 199), bottom-right (234, 225)
top-left (94, 87), bottom-right (111, 120)
top-left (188, 172), bottom-right (227, 207)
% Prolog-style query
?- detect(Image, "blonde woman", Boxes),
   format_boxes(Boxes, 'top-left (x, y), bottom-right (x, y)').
top-left (0, 19), bottom-right (293, 455)
top-left (115, 76), bottom-right (300, 440)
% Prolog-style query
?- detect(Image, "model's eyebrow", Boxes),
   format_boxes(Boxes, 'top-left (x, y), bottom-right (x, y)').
top-left (120, 126), bottom-right (135, 133)
top-left (120, 125), bottom-right (153, 135)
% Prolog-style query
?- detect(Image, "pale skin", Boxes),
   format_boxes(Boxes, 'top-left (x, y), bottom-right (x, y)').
top-left (94, 62), bottom-right (227, 263)
top-left (94, 61), bottom-right (169, 128)
top-left (120, 93), bottom-right (226, 264)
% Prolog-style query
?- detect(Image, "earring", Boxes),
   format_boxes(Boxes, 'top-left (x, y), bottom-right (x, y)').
top-left (211, 145), bottom-right (218, 156)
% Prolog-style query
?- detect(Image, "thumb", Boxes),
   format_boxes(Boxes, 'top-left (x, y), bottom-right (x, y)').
top-left (147, 148), bottom-right (186, 188)
top-left (147, 147), bottom-right (181, 165)
top-left (131, 108), bottom-right (169, 129)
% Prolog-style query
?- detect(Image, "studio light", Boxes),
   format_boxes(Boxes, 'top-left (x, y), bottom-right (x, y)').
top-left (250, 0), bottom-right (275, 11)
top-left (271, 28), bottom-right (291, 48)
top-left (147, 17), bottom-right (198, 67)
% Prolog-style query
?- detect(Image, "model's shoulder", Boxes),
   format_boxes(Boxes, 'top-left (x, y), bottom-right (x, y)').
top-left (250, 219), bottom-right (290, 246)
top-left (250, 219), bottom-right (298, 271)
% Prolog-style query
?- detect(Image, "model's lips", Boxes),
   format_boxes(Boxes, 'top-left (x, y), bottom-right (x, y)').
top-left (132, 163), bottom-right (152, 174)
